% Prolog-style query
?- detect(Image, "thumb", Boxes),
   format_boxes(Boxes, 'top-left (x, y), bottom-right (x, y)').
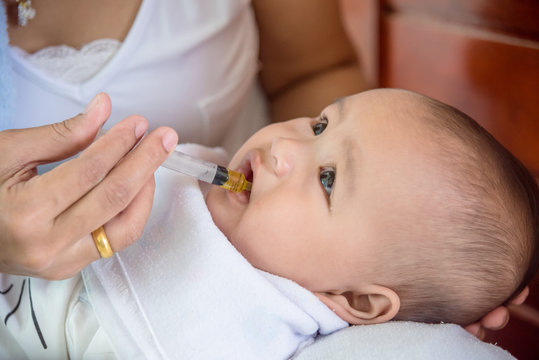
top-left (7, 93), bottom-right (112, 167)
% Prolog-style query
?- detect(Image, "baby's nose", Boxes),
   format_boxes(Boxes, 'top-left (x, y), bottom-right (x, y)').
top-left (270, 137), bottom-right (296, 177)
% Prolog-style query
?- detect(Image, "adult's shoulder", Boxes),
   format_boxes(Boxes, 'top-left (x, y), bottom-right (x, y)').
top-left (251, 0), bottom-right (365, 122)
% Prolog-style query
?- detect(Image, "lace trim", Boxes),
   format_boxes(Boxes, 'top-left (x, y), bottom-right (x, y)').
top-left (12, 38), bottom-right (122, 84)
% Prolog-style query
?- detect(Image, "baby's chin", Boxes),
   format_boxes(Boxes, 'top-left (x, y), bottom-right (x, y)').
top-left (205, 152), bottom-right (253, 242)
top-left (205, 186), bottom-right (233, 239)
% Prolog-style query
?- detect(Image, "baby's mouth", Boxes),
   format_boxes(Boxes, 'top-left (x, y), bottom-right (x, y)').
top-left (245, 163), bottom-right (253, 187)
top-left (232, 156), bottom-right (253, 203)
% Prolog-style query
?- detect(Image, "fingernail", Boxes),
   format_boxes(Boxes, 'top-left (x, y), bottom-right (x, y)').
top-left (135, 122), bottom-right (148, 139)
top-left (83, 94), bottom-right (101, 114)
top-left (162, 130), bottom-right (178, 152)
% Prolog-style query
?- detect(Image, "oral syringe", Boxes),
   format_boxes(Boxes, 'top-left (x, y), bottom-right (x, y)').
top-left (162, 150), bottom-right (252, 193)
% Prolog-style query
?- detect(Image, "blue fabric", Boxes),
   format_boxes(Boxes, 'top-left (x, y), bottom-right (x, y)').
top-left (0, 3), bottom-right (13, 129)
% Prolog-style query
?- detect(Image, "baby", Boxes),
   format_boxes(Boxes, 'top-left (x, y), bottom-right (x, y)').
top-left (1, 89), bottom-right (536, 359)
top-left (206, 88), bottom-right (539, 326)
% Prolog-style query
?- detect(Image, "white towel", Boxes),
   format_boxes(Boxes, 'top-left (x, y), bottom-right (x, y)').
top-left (82, 144), bottom-right (347, 360)
top-left (294, 321), bottom-right (515, 360)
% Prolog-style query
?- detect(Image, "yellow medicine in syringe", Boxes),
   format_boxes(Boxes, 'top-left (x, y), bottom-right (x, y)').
top-left (162, 150), bottom-right (252, 193)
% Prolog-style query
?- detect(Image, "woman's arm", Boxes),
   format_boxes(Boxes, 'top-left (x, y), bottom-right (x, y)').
top-left (252, 0), bottom-right (368, 122)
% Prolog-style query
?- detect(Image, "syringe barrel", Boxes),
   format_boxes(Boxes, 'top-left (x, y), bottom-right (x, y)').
top-left (162, 150), bottom-right (218, 183)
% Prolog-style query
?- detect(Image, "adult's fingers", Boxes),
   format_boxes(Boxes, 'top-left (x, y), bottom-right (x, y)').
top-left (509, 286), bottom-right (529, 305)
top-left (0, 93), bottom-right (111, 180)
top-left (480, 306), bottom-right (510, 330)
top-left (39, 178), bottom-right (156, 280)
top-left (55, 126), bottom-right (178, 239)
top-left (99, 175), bottom-right (156, 252)
top-left (473, 287), bottom-right (530, 333)
top-left (38, 113), bottom-right (148, 216)
top-left (464, 323), bottom-right (483, 339)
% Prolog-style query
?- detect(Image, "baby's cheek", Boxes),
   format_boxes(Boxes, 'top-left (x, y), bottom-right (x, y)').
top-left (228, 219), bottom-right (267, 264)
top-left (206, 190), bottom-right (233, 236)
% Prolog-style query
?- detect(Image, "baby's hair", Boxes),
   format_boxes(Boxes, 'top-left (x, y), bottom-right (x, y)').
top-left (379, 93), bottom-right (538, 325)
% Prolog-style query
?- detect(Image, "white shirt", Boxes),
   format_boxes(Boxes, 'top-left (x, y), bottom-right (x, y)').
top-left (6, 0), bottom-right (268, 153)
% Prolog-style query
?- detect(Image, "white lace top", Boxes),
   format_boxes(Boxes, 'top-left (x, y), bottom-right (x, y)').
top-left (5, 0), bottom-right (268, 154)
top-left (11, 39), bottom-right (121, 84)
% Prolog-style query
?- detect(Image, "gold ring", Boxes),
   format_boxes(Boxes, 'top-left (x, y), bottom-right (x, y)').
top-left (91, 226), bottom-right (114, 258)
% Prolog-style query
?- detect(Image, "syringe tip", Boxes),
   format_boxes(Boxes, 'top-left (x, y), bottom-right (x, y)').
top-left (220, 169), bottom-right (252, 193)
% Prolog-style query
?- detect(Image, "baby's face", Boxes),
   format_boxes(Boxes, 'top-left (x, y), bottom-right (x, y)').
top-left (206, 89), bottom-right (437, 293)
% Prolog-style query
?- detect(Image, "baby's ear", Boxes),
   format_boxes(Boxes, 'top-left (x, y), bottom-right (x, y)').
top-left (314, 285), bottom-right (400, 325)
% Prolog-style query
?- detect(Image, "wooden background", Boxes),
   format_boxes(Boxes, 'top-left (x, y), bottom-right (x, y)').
top-left (341, 0), bottom-right (539, 358)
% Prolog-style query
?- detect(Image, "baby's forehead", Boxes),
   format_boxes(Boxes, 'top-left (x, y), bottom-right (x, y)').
top-left (347, 89), bottom-right (429, 110)
top-left (343, 90), bottom-right (436, 132)
top-left (334, 93), bottom-right (460, 223)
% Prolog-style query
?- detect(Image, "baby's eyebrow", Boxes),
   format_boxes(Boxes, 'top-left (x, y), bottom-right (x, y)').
top-left (332, 97), bottom-right (346, 116)
top-left (342, 137), bottom-right (358, 197)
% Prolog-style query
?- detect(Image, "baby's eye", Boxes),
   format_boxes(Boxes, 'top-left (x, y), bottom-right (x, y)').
top-left (319, 167), bottom-right (336, 199)
top-left (312, 115), bottom-right (328, 136)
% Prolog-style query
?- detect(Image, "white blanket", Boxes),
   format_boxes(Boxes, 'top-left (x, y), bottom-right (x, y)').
top-left (82, 144), bottom-right (347, 360)
top-left (294, 322), bottom-right (515, 359)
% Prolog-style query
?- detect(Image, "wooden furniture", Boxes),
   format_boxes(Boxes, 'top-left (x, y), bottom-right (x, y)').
top-left (341, 0), bottom-right (539, 358)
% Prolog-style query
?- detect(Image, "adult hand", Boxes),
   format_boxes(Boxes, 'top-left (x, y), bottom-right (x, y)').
top-left (0, 93), bottom-right (178, 280)
top-left (465, 287), bottom-right (530, 339)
